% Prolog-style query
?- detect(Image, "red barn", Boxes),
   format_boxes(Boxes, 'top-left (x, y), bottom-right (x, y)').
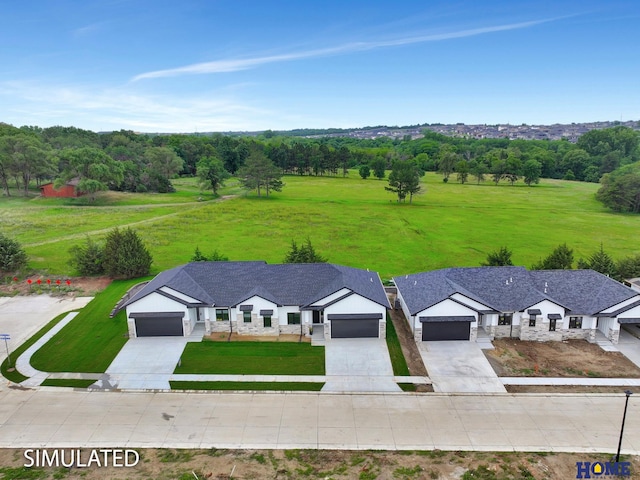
top-left (39, 179), bottom-right (85, 198)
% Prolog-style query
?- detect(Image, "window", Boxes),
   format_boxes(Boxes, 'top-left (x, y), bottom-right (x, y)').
top-left (549, 319), bottom-right (556, 332)
top-left (215, 309), bottom-right (229, 321)
top-left (287, 312), bottom-right (301, 325)
top-left (529, 315), bottom-right (536, 327)
top-left (263, 316), bottom-right (272, 328)
top-left (569, 316), bottom-right (583, 329)
top-left (243, 311), bottom-right (252, 323)
top-left (498, 313), bottom-right (512, 326)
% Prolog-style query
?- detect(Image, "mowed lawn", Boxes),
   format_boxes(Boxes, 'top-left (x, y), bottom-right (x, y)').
top-left (174, 342), bottom-right (326, 375)
top-left (4, 173), bottom-right (640, 279)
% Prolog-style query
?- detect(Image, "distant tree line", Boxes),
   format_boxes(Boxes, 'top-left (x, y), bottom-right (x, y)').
top-left (1, 122), bottom-right (639, 210)
top-left (482, 243), bottom-right (640, 283)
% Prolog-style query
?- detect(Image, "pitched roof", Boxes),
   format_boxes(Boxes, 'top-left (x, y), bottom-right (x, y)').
top-left (394, 267), bottom-right (638, 316)
top-left (120, 261), bottom-right (389, 311)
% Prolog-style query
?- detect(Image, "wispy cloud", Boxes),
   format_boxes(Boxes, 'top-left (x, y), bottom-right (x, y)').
top-left (132, 17), bottom-right (563, 82)
top-left (0, 81), bottom-right (274, 132)
top-left (73, 22), bottom-right (104, 37)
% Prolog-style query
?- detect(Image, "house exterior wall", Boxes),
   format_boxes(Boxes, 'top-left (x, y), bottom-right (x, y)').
top-left (618, 303), bottom-right (640, 320)
top-left (518, 300), bottom-right (566, 341)
top-left (310, 288), bottom-right (351, 306)
top-left (233, 296), bottom-right (280, 336)
top-left (324, 294), bottom-right (387, 339)
top-left (413, 299), bottom-right (478, 342)
top-left (598, 317), bottom-right (620, 343)
top-left (158, 287), bottom-right (200, 303)
top-left (396, 289), bottom-right (414, 334)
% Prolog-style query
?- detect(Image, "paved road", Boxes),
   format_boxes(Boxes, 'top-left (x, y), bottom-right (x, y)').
top-left (0, 388), bottom-right (638, 453)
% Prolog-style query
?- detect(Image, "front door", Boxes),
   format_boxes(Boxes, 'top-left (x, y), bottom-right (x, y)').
top-left (312, 310), bottom-right (323, 324)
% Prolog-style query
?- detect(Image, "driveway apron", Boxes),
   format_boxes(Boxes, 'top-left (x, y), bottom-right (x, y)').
top-left (322, 338), bottom-right (400, 392)
top-left (94, 337), bottom-right (189, 390)
top-left (419, 341), bottom-right (507, 393)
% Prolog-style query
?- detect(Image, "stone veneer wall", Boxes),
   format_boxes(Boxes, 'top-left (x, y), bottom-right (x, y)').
top-left (486, 324), bottom-right (521, 339)
top-left (608, 327), bottom-right (620, 344)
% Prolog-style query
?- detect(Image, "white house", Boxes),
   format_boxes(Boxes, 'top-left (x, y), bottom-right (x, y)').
top-left (116, 261), bottom-right (390, 340)
top-left (394, 267), bottom-right (640, 344)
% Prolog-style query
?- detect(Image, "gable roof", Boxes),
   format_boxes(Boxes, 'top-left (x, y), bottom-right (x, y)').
top-left (120, 261), bottom-right (389, 312)
top-left (394, 267), bottom-right (638, 316)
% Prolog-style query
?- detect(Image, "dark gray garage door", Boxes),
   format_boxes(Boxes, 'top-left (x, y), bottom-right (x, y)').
top-left (420, 316), bottom-right (472, 341)
top-left (132, 313), bottom-right (184, 337)
top-left (328, 313), bottom-right (382, 338)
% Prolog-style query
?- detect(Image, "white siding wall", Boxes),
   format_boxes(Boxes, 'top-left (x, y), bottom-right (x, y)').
top-left (126, 292), bottom-right (188, 318)
top-left (414, 299), bottom-right (478, 330)
top-left (450, 293), bottom-right (492, 311)
top-left (618, 304), bottom-right (640, 321)
top-left (310, 288), bottom-right (351, 306)
top-left (158, 287), bottom-right (200, 303)
top-left (396, 289), bottom-right (415, 334)
top-left (526, 299), bottom-right (565, 326)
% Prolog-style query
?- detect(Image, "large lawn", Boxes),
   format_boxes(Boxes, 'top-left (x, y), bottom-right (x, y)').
top-left (29, 278), bottom-right (147, 373)
top-left (174, 341), bottom-right (326, 375)
top-left (3, 173), bottom-right (640, 279)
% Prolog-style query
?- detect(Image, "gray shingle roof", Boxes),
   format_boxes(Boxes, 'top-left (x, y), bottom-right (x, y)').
top-left (394, 267), bottom-right (638, 316)
top-left (120, 261), bottom-right (389, 311)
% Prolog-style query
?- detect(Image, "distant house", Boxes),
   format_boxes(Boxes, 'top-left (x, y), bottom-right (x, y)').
top-left (394, 267), bottom-right (640, 344)
top-left (39, 179), bottom-right (84, 198)
top-left (115, 261), bottom-right (390, 339)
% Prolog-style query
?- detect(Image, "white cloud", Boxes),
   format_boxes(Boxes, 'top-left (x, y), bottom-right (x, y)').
top-left (132, 17), bottom-right (563, 81)
top-left (0, 81), bottom-right (275, 132)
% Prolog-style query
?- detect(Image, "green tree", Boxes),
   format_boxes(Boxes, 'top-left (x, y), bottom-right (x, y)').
top-left (56, 147), bottom-right (124, 201)
top-left (370, 157), bottom-right (386, 179)
top-left (68, 236), bottom-right (105, 275)
top-left (469, 160), bottom-right (488, 184)
top-left (197, 156), bottom-right (230, 195)
top-left (437, 144), bottom-right (458, 182)
top-left (190, 246), bottom-right (229, 262)
top-left (455, 160), bottom-right (469, 184)
top-left (596, 163), bottom-right (640, 213)
top-left (385, 160), bottom-right (421, 203)
top-left (481, 246), bottom-right (513, 266)
top-left (0, 233), bottom-right (28, 274)
top-left (531, 243), bottom-right (573, 270)
top-left (616, 254), bottom-right (640, 282)
top-left (522, 159), bottom-right (542, 186)
top-left (103, 228), bottom-right (152, 279)
top-left (237, 149), bottom-right (284, 197)
top-left (283, 238), bottom-right (327, 263)
top-left (578, 244), bottom-right (616, 277)
top-left (359, 164), bottom-right (371, 179)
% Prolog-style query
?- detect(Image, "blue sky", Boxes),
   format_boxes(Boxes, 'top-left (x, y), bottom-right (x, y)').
top-left (1, 0), bottom-right (639, 132)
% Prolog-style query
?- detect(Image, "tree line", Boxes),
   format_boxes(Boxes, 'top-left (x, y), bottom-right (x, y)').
top-left (1, 122), bottom-right (639, 211)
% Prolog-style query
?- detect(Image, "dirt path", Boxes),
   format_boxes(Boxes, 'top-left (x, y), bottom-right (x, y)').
top-left (22, 195), bottom-right (237, 248)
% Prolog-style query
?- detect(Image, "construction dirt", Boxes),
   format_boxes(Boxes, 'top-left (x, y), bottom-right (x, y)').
top-left (0, 276), bottom-right (111, 297)
top-left (2, 448), bottom-right (636, 479)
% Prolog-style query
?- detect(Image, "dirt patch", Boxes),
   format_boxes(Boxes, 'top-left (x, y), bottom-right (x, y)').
top-left (205, 333), bottom-right (310, 343)
top-left (486, 339), bottom-right (640, 378)
top-left (0, 276), bottom-right (111, 297)
top-left (1, 448), bottom-right (634, 479)
top-left (507, 385), bottom-right (640, 394)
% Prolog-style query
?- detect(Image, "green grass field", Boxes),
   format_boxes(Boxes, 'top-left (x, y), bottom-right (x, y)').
top-left (3, 173), bottom-right (639, 280)
top-left (175, 341), bottom-right (326, 375)
top-left (29, 278), bottom-right (147, 373)
top-left (169, 381), bottom-right (325, 391)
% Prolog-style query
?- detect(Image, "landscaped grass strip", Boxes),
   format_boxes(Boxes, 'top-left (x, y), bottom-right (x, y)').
top-left (40, 378), bottom-right (96, 388)
top-left (170, 381), bottom-right (325, 391)
top-left (30, 277), bottom-right (150, 373)
top-left (386, 312), bottom-right (410, 376)
top-left (174, 341), bottom-right (325, 375)
top-left (0, 310), bottom-right (74, 383)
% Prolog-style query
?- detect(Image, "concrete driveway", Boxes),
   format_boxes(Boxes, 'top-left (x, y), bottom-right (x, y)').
top-left (0, 295), bottom-right (93, 362)
top-left (617, 326), bottom-right (640, 369)
top-left (93, 337), bottom-right (189, 390)
top-left (322, 338), bottom-right (400, 392)
top-left (418, 341), bottom-right (506, 393)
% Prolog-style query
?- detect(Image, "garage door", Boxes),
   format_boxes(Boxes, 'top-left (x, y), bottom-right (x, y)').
top-left (420, 316), bottom-right (472, 341)
top-left (132, 313), bottom-right (184, 337)
top-left (328, 313), bottom-right (382, 338)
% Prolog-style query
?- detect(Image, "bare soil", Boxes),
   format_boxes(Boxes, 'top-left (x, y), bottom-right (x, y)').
top-left (206, 333), bottom-right (311, 343)
top-left (506, 385), bottom-right (640, 394)
top-left (485, 339), bottom-right (640, 378)
top-left (0, 276), bottom-right (111, 297)
top-left (2, 448), bottom-right (635, 479)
